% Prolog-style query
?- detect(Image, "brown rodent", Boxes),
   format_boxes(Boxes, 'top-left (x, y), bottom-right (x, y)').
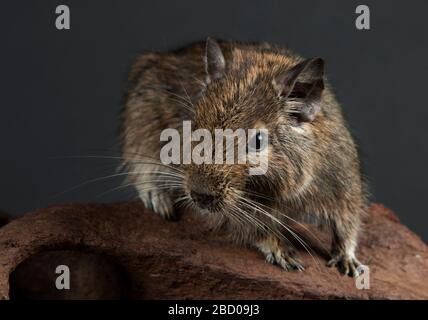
top-left (122, 38), bottom-right (368, 277)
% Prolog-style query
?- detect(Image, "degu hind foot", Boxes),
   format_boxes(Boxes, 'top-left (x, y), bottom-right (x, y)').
top-left (255, 236), bottom-right (305, 271)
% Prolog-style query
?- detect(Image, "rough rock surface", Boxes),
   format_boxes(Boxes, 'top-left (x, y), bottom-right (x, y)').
top-left (0, 201), bottom-right (427, 299)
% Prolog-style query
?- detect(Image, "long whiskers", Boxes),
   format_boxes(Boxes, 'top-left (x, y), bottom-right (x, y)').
top-left (232, 190), bottom-right (321, 270)
top-left (239, 189), bottom-right (329, 253)
top-left (50, 154), bottom-right (185, 174)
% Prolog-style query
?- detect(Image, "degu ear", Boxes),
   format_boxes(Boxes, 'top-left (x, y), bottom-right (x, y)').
top-left (273, 58), bottom-right (325, 122)
top-left (204, 37), bottom-right (226, 83)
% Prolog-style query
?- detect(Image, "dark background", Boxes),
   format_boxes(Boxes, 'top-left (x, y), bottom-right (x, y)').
top-left (1, 0), bottom-right (427, 241)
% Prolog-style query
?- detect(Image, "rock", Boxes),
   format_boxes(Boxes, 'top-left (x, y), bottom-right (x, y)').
top-left (9, 250), bottom-right (128, 300)
top-left (0, 201), bottom-right (427, 299)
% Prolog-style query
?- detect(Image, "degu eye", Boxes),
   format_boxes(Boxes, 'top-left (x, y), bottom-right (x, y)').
top-left (247, 130), bottom-right (268, 152)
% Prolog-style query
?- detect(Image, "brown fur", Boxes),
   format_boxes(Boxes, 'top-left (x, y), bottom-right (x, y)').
top-left (122, 39), bottom-right (368, 276)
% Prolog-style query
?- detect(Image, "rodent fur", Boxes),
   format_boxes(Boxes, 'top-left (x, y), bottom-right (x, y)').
top-left (122, 38), bottom-right (368, 276)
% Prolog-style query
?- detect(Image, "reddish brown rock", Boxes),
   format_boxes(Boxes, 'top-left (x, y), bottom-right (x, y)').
top-left (0, 201), bottom-right (427, 299)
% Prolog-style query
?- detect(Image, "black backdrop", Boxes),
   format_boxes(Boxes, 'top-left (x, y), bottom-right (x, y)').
top-left (1, 0), bottom-right (427, 241)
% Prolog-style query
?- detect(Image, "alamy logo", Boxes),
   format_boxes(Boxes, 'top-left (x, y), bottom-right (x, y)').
top-left (55, 265), bottom-right (70, 290)
top-left (355, 5), bottom-right (370, 30)
top-left (355, 265), bottom-right (370, 290)
top-left (160, 121), bottom-right (269, 175)
top-left (55, 5), bottom-right (70, 30)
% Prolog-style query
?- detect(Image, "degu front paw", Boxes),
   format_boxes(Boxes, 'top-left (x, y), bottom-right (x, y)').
top-left (256, 237), bottom-right (305, 272)
top-left (327, 253), bottom-right (362, 277)
top-left (140, 189), bottom-right (176, 221)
